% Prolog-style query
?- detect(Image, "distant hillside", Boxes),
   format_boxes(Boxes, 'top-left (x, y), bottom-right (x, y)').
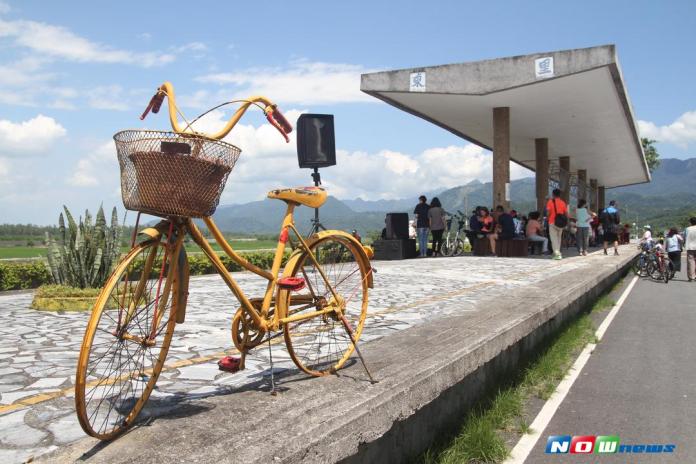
top-left (209, 158), bottom-right (695, 234)
top-left (207, 197), bottom-right (386, 235)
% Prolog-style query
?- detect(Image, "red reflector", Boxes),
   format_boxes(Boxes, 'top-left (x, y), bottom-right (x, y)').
top-left (277, 276), bottom-right (306, 291)
top-left (218, 356), bottom-right (242, 373)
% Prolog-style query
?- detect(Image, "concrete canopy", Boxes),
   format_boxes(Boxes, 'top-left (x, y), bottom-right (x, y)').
top-left (360, 45), bottom-right (649, 188)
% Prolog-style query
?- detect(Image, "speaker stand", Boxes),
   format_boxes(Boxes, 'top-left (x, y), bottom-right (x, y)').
top-left (308, 167), bottom-right (327, 237)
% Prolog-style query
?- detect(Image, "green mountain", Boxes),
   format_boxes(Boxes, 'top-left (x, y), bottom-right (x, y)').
top-left (207, 196), bottom-right (386, 235)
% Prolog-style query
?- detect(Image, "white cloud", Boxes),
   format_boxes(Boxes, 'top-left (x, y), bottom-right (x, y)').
top-left (195, 60), bottom-right (377, 105)
top-left (638, 111), bottom-right (696, 148)
top-left (172, 42), bottom-right (207, 53)
top-left (0, 18), bottom-right (175, 67)
top-left (0, 115), bottom-right (66, 156)
top-left (68, 141), bottom-right (116, 187)
top-left (0, 1), bottom-right (9, 14)
top-left (0, 158), bottom-right (8, 178)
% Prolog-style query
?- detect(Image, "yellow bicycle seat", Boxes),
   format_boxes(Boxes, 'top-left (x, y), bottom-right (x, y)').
top-left (267, 186), bottom-right (327, 208)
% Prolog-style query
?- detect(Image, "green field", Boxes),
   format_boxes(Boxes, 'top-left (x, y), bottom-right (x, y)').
top-left (0, 239), bottom-right (279, 260)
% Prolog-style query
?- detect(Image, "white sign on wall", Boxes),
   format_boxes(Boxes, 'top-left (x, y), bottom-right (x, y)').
top-left (534, 57), bottom-right (554, 79)
top-left (409, 72), bottom-right (426, 92)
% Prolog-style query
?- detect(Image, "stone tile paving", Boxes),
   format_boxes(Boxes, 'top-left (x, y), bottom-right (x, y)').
top-left (0, 251), bottom-right (618, 462)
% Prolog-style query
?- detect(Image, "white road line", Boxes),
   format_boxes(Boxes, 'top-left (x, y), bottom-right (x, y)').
top-left (504, 275), bottom-right (639, 464)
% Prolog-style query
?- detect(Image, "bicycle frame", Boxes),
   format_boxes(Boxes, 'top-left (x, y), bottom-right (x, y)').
top-left (146, 203), bottom-right (370, 335)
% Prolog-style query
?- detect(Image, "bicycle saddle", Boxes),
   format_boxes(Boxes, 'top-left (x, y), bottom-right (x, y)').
top-left (267, 186), bottom-right (327, 208)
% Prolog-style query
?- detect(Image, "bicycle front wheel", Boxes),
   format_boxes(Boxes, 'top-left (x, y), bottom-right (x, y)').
top-left (283, 235), bottom-right (369, 376)
top-left (75, 239), bottom-right (181, 440)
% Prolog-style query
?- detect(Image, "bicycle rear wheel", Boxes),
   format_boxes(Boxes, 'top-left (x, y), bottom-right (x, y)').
top-left (441, 235), bottom-right (456, 257)
top-left (283, 235), bottom-right (369, 376)
top-left (453, 238), bottom-right (465, 256)
top-left (75, 238), bottom-right (181, 439)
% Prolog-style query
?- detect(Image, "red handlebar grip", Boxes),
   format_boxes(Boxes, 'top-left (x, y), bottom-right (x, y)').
top-left (272, 108), bottom-right (293, 134)
top-left (140, 93), bottom-right (165, 120)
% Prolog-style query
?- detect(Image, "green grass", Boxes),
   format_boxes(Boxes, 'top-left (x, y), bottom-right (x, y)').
top-left (421, 290), bottom-right (617, 464)
top-left (0, 246), bottom-right (48, 259)
top-left (0, 240), bottom-right (279, 260)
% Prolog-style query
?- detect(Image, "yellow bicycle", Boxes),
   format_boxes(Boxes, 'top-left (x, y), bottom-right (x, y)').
top-left (75, 82), bottom-right (374, 440)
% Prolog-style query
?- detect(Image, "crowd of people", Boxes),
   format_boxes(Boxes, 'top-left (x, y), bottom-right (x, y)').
top-left (410, 190), bottom-right (691, 263)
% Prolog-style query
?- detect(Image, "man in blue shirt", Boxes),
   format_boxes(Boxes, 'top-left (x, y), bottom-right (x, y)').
top-left (600, 200), bottom-right (621, 256)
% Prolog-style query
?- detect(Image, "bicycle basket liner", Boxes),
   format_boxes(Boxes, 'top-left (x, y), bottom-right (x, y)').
top-left (114, 130), bottom-right (241, 218)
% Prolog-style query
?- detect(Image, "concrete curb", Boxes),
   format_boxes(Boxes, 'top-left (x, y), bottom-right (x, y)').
top-left (41, 250), bottom-right (635, 464)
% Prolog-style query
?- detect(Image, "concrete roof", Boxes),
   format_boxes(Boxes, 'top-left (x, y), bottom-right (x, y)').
top-left (361, 45), bottom-right (649, 188)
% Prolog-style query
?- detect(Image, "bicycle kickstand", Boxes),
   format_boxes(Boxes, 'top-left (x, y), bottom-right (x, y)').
top-left (267, 334), bottom-right (278, 396)
top-left (338, 314), bottom-right (378, 384)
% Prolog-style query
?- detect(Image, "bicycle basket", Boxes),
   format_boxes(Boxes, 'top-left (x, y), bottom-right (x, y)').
top-left (114, 130), bottom-right (241, 218)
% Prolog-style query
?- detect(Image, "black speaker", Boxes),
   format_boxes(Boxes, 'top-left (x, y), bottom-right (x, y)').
top-left (373, 239), bottom-right (417, 260)
top-left (385, 213), bottom-right (409, 240)
top-left (296, 114), bottom-right (336, 169)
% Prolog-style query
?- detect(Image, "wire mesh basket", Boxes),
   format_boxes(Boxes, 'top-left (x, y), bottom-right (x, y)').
top-left (114, 130), bottom-right (241, 218)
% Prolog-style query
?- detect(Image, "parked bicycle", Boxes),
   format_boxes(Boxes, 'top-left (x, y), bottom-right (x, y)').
top-left (647, 245), bottom-right (674, 283)
top-left (631, 242), bottom-right (653, 277)
top-left (75, 82), bottom-right (375, 440)
top-left (441, 210), bottom-right (467, 257)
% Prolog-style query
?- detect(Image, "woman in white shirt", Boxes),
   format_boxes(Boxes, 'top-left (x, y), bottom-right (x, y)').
top-left (575, 199), bottom-right (593, 256)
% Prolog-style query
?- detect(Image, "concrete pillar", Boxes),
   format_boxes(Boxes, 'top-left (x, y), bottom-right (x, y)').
top-left (492, 107), bottom-right (510, 210)
top-left (589, 179), bottom-right (598, 212)
top-left (598, 186), bottom-right (606, 211)
top-left (577, 169), bottom-right (587, 204)
top-left (535, 138), bottom-right (549, 214)
top-left (559, 156), bottom-right (570, 203)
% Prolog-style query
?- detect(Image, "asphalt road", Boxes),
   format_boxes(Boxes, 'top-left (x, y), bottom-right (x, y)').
top-left (527, 263), bottom-right (696, 463)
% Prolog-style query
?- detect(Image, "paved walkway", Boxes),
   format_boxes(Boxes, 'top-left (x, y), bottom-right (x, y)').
top-left (0, 249), bottom-right (624, 463)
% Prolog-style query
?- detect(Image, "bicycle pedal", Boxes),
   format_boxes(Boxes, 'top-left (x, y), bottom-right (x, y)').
top-left (277, 277), bottom-right (306, 291)
top-left (218, 356), bottom-right (242, 373)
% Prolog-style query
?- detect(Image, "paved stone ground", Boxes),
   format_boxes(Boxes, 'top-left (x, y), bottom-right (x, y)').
top-left (0, 248), bottom-right (621, 463)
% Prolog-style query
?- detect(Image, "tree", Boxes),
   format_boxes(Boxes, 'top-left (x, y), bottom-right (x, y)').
top-left (641, 137), bottom-right (661, 173)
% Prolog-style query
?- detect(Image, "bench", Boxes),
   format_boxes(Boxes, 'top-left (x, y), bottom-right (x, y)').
top-left (495, 238), bottom-right (529, 257)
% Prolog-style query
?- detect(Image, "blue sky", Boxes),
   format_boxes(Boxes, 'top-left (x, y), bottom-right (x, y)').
top-left (1, 0), bottom-right (695, 224)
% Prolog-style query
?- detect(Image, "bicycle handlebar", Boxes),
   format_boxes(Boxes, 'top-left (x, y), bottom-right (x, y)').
top-left (140, 81), bottom-right (292, 142)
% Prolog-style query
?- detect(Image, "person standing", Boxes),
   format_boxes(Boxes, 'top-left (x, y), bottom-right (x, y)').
top-left (665, 227), bottom-right (684, 273)
top-left (545, 189), bottom-right (568, 260)
top-left (414, 195), bottom-right (430, 258)
top-left (600, 200), bottom-right (621, 255)
top-left (684, 217), bottom-right (696, 282)
top-left (575, 199), bottom-right (592, 256)
top-left (428, 197), bottom-right (446, 257)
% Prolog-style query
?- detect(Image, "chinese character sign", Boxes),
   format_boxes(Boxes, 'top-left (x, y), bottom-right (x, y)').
top-left (535, 57), bottom-right (554, 79)
top-left (409, 72), bottom-right (426, 92)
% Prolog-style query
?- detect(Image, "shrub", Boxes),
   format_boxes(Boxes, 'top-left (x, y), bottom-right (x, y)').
top-left (1, 249), bottom-right (288, 292)
top-left (0, 261), bottom-right (52, 291)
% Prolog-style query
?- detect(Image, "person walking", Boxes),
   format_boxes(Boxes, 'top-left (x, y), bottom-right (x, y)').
top-left (684, 217), bottom-right (696, 282)
top-left (428, 197), bottom-right (446, 257)
top-left (575, 199), bottom-right (592, 256)
top-left (600, 200), bottom-right (621, 256)
top-left (414, 195), bottom-right (430, 258)
top-left (545, 189), bottom-right (568, 260)
top-left (665, 227), bottom-right (684, 273)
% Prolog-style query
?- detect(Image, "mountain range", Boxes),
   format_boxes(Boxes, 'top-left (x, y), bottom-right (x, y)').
top-left (208, 158), bottom-right (696, 234)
